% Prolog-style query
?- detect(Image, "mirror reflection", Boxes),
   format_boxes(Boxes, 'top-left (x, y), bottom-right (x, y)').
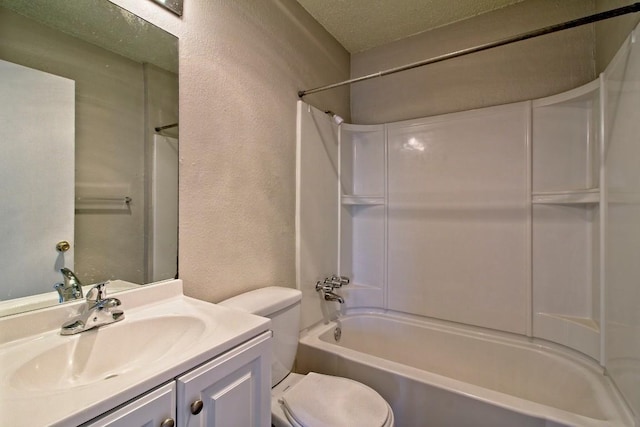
top-left (0, 0), bottom-right (179, 316)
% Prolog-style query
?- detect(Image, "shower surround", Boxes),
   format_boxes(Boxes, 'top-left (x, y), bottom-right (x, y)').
top-left (296, 23), bottom-right (640, 426)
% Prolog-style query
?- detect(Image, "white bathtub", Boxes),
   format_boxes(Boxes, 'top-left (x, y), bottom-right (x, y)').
top-left (297, 311), bottom-right (634, 427)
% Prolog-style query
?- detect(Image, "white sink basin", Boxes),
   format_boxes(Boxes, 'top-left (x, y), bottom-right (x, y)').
top-left (0, 280), bottom-right (271, 427)
top-left (10, 315), bottom-right (206, 391)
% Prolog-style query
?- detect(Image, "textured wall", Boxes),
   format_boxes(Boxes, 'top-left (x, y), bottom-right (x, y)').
top-left (351, 0), bottom-right (596, 124)
top-left (294, 0), bottom-right (526, 53)
top-left (110, 0), bottom-right (350, 302)
top-left (595, 0), bottom-right (638, 73)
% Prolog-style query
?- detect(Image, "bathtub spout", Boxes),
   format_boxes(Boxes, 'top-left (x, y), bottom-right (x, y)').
top-left (323, 290), bottom-right (344, 304)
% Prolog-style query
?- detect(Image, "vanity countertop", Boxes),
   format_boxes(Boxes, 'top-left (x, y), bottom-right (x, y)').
top-left (0, 279), bottom-right (271, 427)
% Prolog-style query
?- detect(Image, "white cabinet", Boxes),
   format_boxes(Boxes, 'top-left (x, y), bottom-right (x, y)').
top-left (85, 383), bottom-right (176, 427)
top-left (177, 332), bottom-right (271, 427)
top-left (84, 332), bottom-right (271, 427)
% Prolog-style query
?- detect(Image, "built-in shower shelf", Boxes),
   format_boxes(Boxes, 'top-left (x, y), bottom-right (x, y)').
top-left (341, 195), bottom-right (385, 205)
top-left (532, 189), bottom-right (599, 205)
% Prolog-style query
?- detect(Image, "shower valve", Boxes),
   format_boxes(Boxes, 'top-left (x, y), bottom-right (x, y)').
top-left (316, 281), bottom-right (333, 293)
top-left (316, 275), bottom-right (350, 292)
top-left (330, 275), bottom-right (350, 287)
top-left (324, 278), bottom-right (342, 288)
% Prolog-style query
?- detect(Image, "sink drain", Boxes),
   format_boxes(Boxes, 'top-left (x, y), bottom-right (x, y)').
top-left (104, 373), bottom-right (119, 380)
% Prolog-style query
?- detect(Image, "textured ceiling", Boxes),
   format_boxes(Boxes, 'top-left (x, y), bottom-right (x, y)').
top-left (295, 0), bottom-right (526, 53)
top-left (0, 0), bottom-right (178, 73)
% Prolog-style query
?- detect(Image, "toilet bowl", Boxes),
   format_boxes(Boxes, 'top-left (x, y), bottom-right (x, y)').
top-left (271, 373), bottom-right (394, 427)
top-left (219, 287), bottom-right (394, 427)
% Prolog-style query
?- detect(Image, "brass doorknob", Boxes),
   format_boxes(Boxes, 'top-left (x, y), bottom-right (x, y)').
top-left (56, 241), bottom-right (71, 252)
top-left (160, 418), bottom-right (175, 427)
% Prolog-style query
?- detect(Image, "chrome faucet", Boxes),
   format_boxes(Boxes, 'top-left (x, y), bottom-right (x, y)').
top-left (315, 275), bottom-right (350, 304)
top-left (60, 282), bottom-right (124, 335)
top-left (323, 290), bottom-right (345, 304)
top-left (54, 267), bottom-right (84, 302)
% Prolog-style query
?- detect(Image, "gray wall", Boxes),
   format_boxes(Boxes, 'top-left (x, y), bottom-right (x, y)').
top-left (350, 0), bottom-right (596, 124)
top-left (110, 0), bottom-right (351, 302)
top-left (595, 0), bottom-right (639, 73)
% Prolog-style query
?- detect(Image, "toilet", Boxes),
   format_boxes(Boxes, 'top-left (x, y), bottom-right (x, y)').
top-left (219, 286), bottom-right (394, 427)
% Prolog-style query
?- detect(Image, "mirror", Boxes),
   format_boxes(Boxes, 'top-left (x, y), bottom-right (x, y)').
top-left (149, 0), bottom-right (183, 17)
top-left (0, 0), bottom-right (179, 316)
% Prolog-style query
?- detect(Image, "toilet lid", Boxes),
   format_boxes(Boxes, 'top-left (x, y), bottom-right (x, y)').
top-left (279, 372), bottom-right (390, 427)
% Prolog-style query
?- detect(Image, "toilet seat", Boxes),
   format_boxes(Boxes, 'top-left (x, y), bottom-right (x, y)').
top-left (277, 372), bottom-right (392, 427)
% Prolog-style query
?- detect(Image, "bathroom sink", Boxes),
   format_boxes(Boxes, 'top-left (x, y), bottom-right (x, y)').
top-left (10, 315), bottom-right (206, 391)
top-left (0, 279), bottom-right (271, 427)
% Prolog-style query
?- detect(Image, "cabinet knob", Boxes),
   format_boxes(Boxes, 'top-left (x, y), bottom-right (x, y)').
top-left (190, 399), bottom-right (204, 415)
top-left (160, 418), bottom-right (175, 427)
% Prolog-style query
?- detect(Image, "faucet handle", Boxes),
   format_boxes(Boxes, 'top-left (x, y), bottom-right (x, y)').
top-left (86, 282), bottom-right (108, 302)
top-left (53, 283), bottom-right (65, 303)
top-left (54, 281), bottom-right (82, 302)
top-left (316, 281), bottom-right (333, 293)
top-left (326, 275), bottom-right (350, 287)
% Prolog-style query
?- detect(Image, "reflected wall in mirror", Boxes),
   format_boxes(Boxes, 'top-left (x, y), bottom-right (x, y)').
top-left (149, 0), bottom-right (183, 16)
top-left (0, 0), bottom-right (178, 316)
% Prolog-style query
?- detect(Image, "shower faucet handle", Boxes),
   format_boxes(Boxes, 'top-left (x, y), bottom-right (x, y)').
top-left (315, 280), bottom-right (345, 304)
top-left (328, 275), bottom-right (350, 287)
top-left (324, 277), bottom-right (345, 288)
top-left (316, 281), bottom-right (334, 293)
top-left (316, 275), bottom-right (351, 293)
top-left (335, 275), bottom-right (350, 286)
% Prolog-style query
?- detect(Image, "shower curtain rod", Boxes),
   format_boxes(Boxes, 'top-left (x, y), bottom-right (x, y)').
top-left (297, 3), bottom-right (640, 98)
top-left (154, 122), bottom-right (179, 132)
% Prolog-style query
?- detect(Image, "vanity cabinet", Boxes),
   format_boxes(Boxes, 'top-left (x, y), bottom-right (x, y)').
top-left (176, 331), bottom-right (270, 427)
top-left (84, 332), bottom-right (271, 427)
top-left (83, 383), bottom-right (177, 427)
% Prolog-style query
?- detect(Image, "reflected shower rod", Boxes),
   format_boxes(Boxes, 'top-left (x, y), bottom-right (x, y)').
top-left (154, 122), bottom-right (179, 132)
top-left (297, 2), bottom-right (640, 98)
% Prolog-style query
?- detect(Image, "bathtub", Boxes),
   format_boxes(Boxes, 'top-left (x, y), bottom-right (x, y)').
top-left (296, 311), bottom-right (634, 427)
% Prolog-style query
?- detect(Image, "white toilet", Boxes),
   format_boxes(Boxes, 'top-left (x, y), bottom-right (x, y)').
top-left (219, 286), bottom-right (394, 427)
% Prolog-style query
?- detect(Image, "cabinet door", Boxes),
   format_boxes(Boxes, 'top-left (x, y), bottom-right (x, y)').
top-left (177, 332), bottom-right (271, 427)
top-left (84, 382), bottom-right (176, 427)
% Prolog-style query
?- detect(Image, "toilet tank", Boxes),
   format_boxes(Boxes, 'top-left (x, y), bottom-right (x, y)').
top-left (219, 286), bottom-right (302, 387)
